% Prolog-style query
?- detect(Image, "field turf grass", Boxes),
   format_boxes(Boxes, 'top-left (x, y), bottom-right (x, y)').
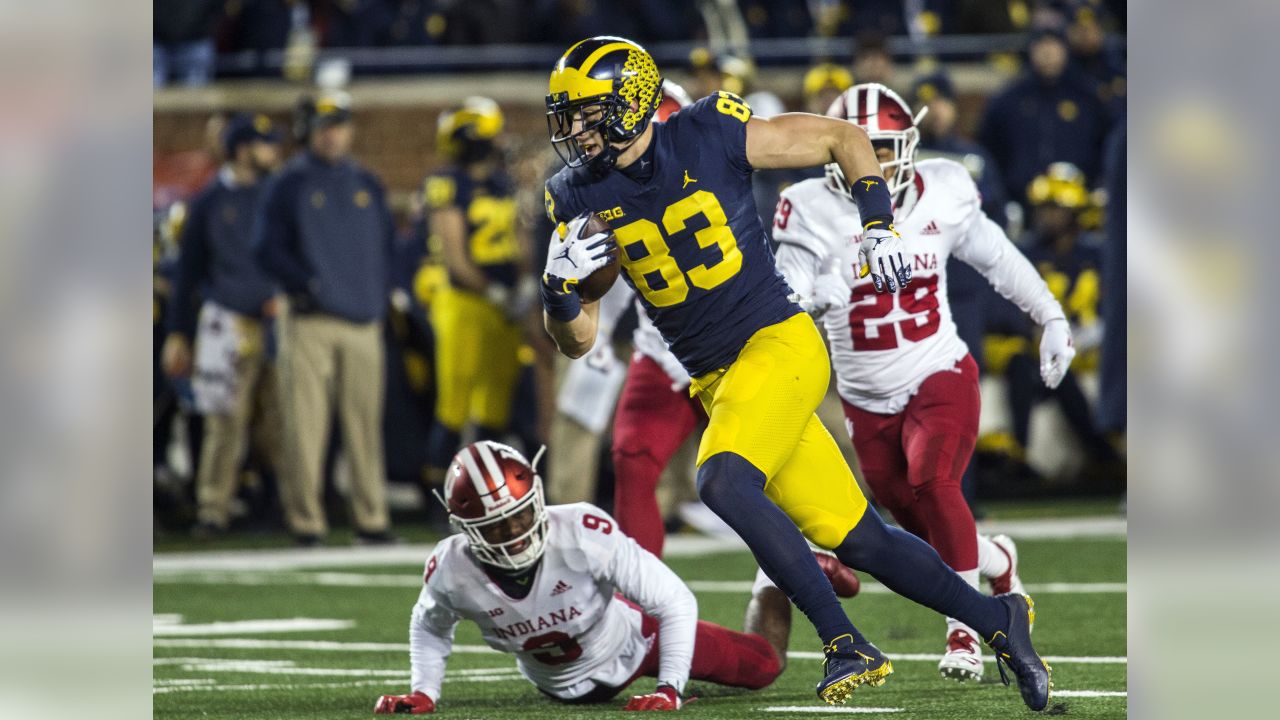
top-left (154, 532), bottom-right (1126, 719)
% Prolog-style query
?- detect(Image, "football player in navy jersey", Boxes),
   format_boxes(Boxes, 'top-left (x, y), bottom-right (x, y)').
top-left (538, 37), bottom-right (1050, 711)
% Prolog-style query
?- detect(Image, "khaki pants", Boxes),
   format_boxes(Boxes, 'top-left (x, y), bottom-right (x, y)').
top-left (195, 316), bottom-right (283, 527)
top-left (279, 312), bottom-right (388, 536)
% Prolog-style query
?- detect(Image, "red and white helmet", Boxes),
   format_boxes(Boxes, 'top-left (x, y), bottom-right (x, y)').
top-left (825, 83), bottom-right (928, 199)
top-left (437, 441), bottom-right (548, 570)
top-left (656, 79), bottom-right (693, 122)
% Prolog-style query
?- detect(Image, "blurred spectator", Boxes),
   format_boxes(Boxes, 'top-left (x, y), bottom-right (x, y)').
top-left (437, 0), bottom-right (528, 44)
top-left (802, 62), bottom-right (853, 114)
top-left (739, 0), bottom-right (813, 39)
top-left (223, 0), bottom-right (296, 52)
top-left (686, 47), bottom-right (754, 100)
top-left (977, 22), bottom-right (1112, 214)
top-left (1061, 0), bottom-right (1126, 112)
top-left (911, 71), bottom-right (1008, 227)
top-left (154, 0), bottom-right (224, 87)
top-left (851, 33), bottom-right (896, 89)
top-left (949, 0), bottom-right (1030, 34)
top-left (320, 0), bottom-right (396, 48)
top-left (162, 114), bottom-right (285, 537)
top-left (984, 162), bottom-right (1118, 480)
top-left (255, 90), bottom-right (398, 546)
top-left (423, 98), bottom-right (536, 480)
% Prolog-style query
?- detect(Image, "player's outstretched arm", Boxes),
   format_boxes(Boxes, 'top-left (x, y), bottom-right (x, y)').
top-left (953, 206), bottom-right (1075, 388)
top-left (746, 114), bottom-right (911, 292)
top-left (745, 113), bottom-right (883, 186)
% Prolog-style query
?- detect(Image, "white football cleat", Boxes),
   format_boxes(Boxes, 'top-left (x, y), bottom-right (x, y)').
top-left (938, 628), bottom-right (984, 682)
top-left (988, 534), bottom-right (1026, 597)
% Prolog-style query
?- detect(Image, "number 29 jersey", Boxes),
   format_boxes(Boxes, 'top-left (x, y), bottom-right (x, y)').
top-left (545, 92), bottom-right (800, 378)
top-left (774, 159), bottom-right (984, 414)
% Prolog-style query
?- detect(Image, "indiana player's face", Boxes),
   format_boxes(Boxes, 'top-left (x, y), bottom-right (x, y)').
top-left (478, 505), bottom-right (537, 555)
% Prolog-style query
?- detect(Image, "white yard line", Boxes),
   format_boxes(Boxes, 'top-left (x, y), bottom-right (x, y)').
top-left (154, 638), bottom-right (496, 653)
top-left (1054, 690), bottom-right (1127, 698)
top-left (154, 637), bottom-right (1125, 665)
top-left (153, 618), bottom-right (355, 636)
top-left (153, 517), bottom-right (1124, 573)
top-left (153, 571), bottom-right (1125, 596)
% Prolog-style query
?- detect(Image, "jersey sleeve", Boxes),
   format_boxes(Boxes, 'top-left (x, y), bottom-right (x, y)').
top-left (574, 505), bottom-right (697, 694)
top-left (771, 187), bottom-right (830, 300)
top-left (685, 91), bottom-right (754, 177)
top-left (949, 165), bottom-right (1067, 328)
top-left (408, 549), bottom-right (461, 702)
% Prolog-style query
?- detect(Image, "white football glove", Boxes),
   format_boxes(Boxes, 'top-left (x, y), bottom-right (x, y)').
top-left (543, 211), bottom-right (617, 294)
top-left (858, 224), bottom-right (911, 293)
top-left (1039, 318), bottom-right (1076, 390)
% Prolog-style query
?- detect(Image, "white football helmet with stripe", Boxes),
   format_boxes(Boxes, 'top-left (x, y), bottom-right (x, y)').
top-left (825, 83), bottom-right (928, 199)
top-left (436, 441), bottom-right (549, 570)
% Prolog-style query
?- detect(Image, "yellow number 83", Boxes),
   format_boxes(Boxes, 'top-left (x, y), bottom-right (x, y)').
top-left (613, 190), bottom-right (744, 307)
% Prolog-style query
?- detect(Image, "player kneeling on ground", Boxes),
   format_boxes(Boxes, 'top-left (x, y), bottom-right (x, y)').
top-left (375, 440), bottom-right (853, 713)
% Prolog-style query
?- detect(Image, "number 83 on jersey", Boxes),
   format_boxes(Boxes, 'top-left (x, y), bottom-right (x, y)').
top-left (613, 189), bottom-right (743, 307)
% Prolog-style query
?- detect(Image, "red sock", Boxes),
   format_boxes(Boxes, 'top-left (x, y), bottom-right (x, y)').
top-left (912, 481), bottom-right (978, 571)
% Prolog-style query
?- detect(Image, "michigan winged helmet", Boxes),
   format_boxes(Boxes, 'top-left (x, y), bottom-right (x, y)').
top-left (545, 36), bottom-right (664, 171)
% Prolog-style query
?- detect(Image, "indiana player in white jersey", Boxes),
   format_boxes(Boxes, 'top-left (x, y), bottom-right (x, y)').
top-left (374, 440), bottom-right (858, 714)
top-left (772, 83), bottom-right (1075, 683)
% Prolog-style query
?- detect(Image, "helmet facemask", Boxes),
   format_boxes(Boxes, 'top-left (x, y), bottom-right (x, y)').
top-left (451, 476), bottom-right (549, 571)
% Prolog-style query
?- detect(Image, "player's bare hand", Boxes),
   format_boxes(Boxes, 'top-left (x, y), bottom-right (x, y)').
top-left (374, 691), bottom-right (435, 714)
top-left (858, 224), bottom-right (911, 292)
top-left (543, 211), bottom-right (616, 292)
top-left (1039, 318), bottom-right (1076, 389)
top-left (161, 334), bottom-right (193, 378)
top-left (624, 683), bottom-right (686, 711)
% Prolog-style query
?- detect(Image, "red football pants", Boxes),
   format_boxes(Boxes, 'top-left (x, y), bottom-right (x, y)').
top-left (611, 354), bottom-right (703, 557)
top-left (841, 354), bottom-right (981, 572)
top-left (629, 607), bottom-right (782, 691)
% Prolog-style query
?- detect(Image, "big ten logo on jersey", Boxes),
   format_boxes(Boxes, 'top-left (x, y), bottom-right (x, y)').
top-left (467, 195), bottom-right (518, 265)
top-left (613, 190), bottom-right (744, 308)
top-left (848, 274), bottom-right (942, 351)
top-left (597, 206), bottom-right (625, 222)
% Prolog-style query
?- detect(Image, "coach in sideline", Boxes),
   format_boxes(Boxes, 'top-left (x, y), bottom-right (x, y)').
top-left (256, 89), bottom-right (397, 546)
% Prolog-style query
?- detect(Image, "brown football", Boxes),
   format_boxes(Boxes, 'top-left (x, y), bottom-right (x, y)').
top-left (576, 213), bottom-right (620, 302)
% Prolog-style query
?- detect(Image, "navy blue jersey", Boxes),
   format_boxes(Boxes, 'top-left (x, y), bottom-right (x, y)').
top-left (545, 92), bottom-right (800, 377)
top-left (424, 166), bottom-right (521, 288)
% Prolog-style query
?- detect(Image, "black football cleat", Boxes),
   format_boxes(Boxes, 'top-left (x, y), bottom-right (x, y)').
top-left (986, 594), bottom-right (1053, 711)
top-left (814, 634), bottom-right (893, 705)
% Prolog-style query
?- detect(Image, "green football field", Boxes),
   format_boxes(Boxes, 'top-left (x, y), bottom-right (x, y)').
top-left (153, 517), bottom-right (1126, 719)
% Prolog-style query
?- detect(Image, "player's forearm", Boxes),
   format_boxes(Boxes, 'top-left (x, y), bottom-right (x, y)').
top-left (828, 121), bottom-right (887, 186)
top-left (960, 215), bottom-right (1066, 326)
top-left (408, 618), bottom-right (453, 701)
top-left (543, 301), bottom-right (599, 358)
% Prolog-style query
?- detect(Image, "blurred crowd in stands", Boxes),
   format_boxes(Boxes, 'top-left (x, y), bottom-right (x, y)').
top-left (155, 0), bottom-right (1126, 84)
top-left (154, 0), bottom-right (1126, 543)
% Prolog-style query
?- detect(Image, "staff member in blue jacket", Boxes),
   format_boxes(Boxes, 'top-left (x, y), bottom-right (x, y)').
top-left (256, 90), bottom-right (397, 546)
top-left (162, 113), bottom-right (284, 537)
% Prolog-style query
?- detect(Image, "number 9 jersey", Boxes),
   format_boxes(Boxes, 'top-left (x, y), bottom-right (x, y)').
top-left (544, 92), bottom-right (800, 378)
